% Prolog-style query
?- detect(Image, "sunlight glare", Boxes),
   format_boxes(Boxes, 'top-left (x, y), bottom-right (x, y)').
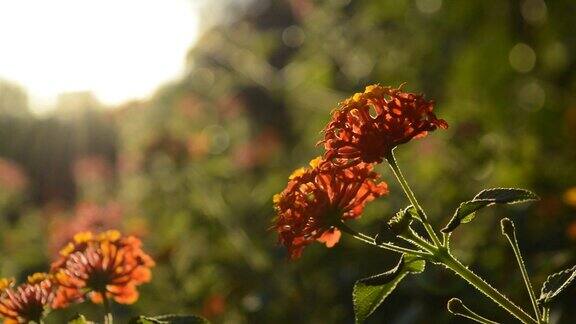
top-left (0, 0), bottom-right (199, 113)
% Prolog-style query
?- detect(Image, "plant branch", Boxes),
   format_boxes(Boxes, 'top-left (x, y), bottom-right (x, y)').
top-left (385, 150), bottom-right (443, 247)
top-left (338, 222), bottom-right (431, 258)
top-left (501, 218), bottom-right (541, 322)
top-left (102, 293), bottom-right (114, 324)
top-left (398, 227), bottom-right (436, 254)
top-left (440, 252), bottom-right (537, 324)
top-left (447, 298), bottom-right (499, 324)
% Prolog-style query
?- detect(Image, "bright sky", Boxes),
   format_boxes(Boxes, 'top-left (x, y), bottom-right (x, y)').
top-left (0, 0), bottom-right (199, 113)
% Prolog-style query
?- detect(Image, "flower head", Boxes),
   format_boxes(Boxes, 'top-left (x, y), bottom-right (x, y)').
top-left (321, 84), bottom-right (448, 165)
top-left (273, 157), bottom-right (388, 259)
top-left (0, 273), bottom-right (55, 324)
top-left (50, 230), bottom-right (155, 308)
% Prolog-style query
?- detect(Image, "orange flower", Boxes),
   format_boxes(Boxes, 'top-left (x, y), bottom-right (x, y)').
top-left (273, 157), bottom-right (388, 259)
top-left (50, 230), bottom-right (155, 308)
top-left (321, 84), bottom-right (448, 165)
top-left (0, 274), bottom-right (55, 324)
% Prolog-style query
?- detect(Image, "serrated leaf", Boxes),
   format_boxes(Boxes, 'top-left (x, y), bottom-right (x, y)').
top-left (129, 314), bottom-right (209, 324)
top-left (538, 265), bottom-right (576, 305)
top-left (353, 255), bottom-right (425, 323)
top-left (441, 188), bottom-right (538, 233)
top-left (473, 188), bottom-right (538, 202)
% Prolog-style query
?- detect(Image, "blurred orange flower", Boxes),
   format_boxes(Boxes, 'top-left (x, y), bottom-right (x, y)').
top-left (273, 157), bottom-right (388, 259)
top-left (50, 230), bottom-right (155, 308)
top-left (321, 84), bottom-right (448, 165)
top-left (0, 273), bottom-right (55, 324)
top-left (566, 221), bottom-right (576, 241)
top-left (201, 293), bottom-right (226, 319)
top-left (563, 186), bottom-right (576, 207)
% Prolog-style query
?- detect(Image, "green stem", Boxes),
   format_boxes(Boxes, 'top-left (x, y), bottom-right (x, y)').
top-left (385, 151), bottom-right (443, 247)
top-left (440, 253), bottom-right (537, 324)
top-left (442, 232), bottom-right (449, 247)
top-left (338, 223), bottom-right (431, 258)
top-left (447, 298), bottom-right (499, 324)
top-left (102, 293), bottom-right (114, 324)
top-left (379, 149), bottom-right (536, 323)
top-left (501, 219), bottom-right (541, 322)
top-left (400, 227), bottom-right (436, 253)
top-left (541, 307), bottom-right (549, 324)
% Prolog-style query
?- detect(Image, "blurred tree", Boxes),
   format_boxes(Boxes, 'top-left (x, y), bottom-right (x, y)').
top-left (0, 79), bottom-right (30, 117)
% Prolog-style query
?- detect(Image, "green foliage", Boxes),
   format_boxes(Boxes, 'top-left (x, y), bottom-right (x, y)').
top-left (538, 265), bottom-right (576, 305)
top-left (353, 254), bottom-right (425, 323)
top-left (375, 205), bottom-right (415, 244)
top-left (67, 314), bottom-right (94, 324)
top-left (388, 205), bottom-right (416, 234)
top-left (129, 314), bottom-right (209, 324)
top-left (442, 188), bottom-right (539, 233)
top-left (1, 0), bottom-right (576, 322)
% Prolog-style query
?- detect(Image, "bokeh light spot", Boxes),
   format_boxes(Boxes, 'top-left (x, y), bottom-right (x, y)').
top-left (521, 0), bottom-right (547, 25)
top-left (282, 26), bottom-right (305, 48)
top-left (416, 0), bottom-right (442, 14)
top-left (509, 43), bottom-right (536, 73)
top-left (517, 79), bottom-right (545, 111)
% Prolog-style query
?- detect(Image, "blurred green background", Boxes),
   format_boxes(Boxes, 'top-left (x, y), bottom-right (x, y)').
top-left (1, 0), bottom-right (576, 323)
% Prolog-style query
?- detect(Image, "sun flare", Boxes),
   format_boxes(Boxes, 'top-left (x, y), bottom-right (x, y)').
top-left (0, 0), bottom-right (199, 113)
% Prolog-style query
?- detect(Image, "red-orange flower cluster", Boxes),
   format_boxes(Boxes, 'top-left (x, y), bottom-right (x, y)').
top-left (0, 274), bottom-right (55, 324)
top-left (321, 84), bottom-right (448, 165)
top-left (274, 83), bottom-right (446, 258)
top-left (273, 157), bottom-right (388, 259)
top-left (50, 230), bottom-right (155, 308)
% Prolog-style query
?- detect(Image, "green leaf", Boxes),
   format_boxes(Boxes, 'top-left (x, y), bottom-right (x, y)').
top-left (129, 314), bottom-right (209, 324)
top-left (375, 205), bottom-right (415, 244)
top-left (68, 314), bottom-right (94, 324)
top-left (538, 265), bottom-right (576, 305)
top-left (441, 188), bottom-right (538, 233)
top-left (353, 255), bottom-right (425, 323)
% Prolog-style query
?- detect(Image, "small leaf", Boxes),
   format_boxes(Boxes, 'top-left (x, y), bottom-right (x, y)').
top-left (387, 205), bottom-right (415, 235)
top-left (441, 188), bottom-right (538, 233)
top-left (375, 206), bottom-right (415, 244)
top-left (68, 314), bottom-right (94, 324)
top-left (353, 255), bottom-right (425, 323)
top-left (538, 265), bottom-right (576, 305)
top-left (129, 314), bottom-right (209, 324)
top-left (403, 254), bottom-right (426, 273)
top-left (473, 188), bottom-right (538, 202)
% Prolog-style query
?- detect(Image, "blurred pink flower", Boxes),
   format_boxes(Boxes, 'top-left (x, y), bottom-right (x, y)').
top-left (289, 0), bottom-right (314, 19)
top-left (0, 158), bottom-right (28, 192)
top-left (117, 153), bottom-right (143, 175)
top-left (177, 94), bottom-right (204, 120)
top-left (232, 129), bottom-right (281, 169)
top-left (47, 202), bottom-right (123, 256)
top-left (216, 95), bottom-right (245, 120)
top-left (72, 155), bottom-right (113, 184)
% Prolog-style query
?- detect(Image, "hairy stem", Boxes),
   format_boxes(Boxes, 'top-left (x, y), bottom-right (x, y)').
top-left (447, 298), bottom-right (499, 324)
top-left (501, 218), bottom-right (541, 322)
top-left (338, 222), bottom-right (431, 258)
top-left (399, 227), bottom-right (436, 254)
top-left (385, 151), bottom-right (443, 247)
top-left (541, 307), bottom-right (550, 324)
top-left (102, 293), bottom-right (114, 324)
top-left (440, 253), bottom-right (537, 324)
